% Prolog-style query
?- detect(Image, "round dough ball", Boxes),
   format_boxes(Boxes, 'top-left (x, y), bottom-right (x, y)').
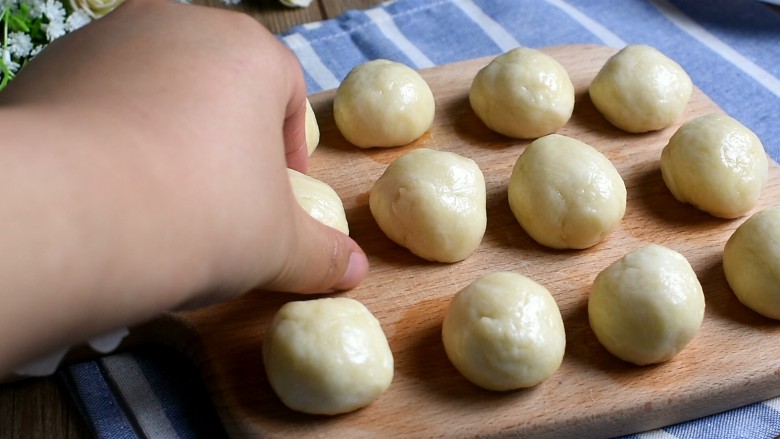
top-left (508, 134), bottom-right (626, 249)
top-left (660, 113), bottom-right (768, 219)
top-left (469, 47), bottom-right (574, 139)
top-left (442, 272), bottom-right (566, 391)
top-left (723, 208), bottom-right (780, 319)
top-left (589, 45), bottom-right (692, 133)
top-left (280, 0), bottom-right (313, 7)
top-left (369, 148), bottom-right (486, 263)
top-left (334, 59), bottom-right (435, 148)
top-left (288, 169), bottom-right (349, 235)
top-left (262, 298), bottom-right (394, 415)
top-left (588, 244), bottom-right (705, 366)
top-left (304, 98), bottom-right (320, 156)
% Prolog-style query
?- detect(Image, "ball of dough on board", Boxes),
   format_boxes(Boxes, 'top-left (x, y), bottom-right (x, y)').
top-left (469, 47), bottom-right (574, 139)
top-left (507, 134), bottom-right (626, 249)
top-left (588, 244), bottom-right (705, 366)
top-left (369, 148), bottom-right (486, 263)
top-left (660, 113), bottom-right (768, 219)
top-left (589, 45), bottom-right (692, 133)
top-left (723, 208), bottom-right (780, 319)
top-left (442, 272), bottom-right (566, 391)
top-left (262, 297), bottom-right (394, 415)
top-left (304, 98), bottom-right (320, 156)
top-left (334, 59), bottom-right (435, 148)
top-left (288, 169), bottom-right (349, 235)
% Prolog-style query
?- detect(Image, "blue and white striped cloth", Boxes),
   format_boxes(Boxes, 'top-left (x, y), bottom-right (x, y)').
top-left (61, 0), bottom-right (780, 438)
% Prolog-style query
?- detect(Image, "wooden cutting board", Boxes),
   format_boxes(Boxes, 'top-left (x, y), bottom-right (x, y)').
top-left (136, 44), bottom-right (780, 438)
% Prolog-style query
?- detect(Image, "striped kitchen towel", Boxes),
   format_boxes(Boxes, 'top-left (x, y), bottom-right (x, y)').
top-left (282, 0), bottom-right (779, 161)
top-left (61, 0), bottom-right (780, 438)
top-left (61, 344), bottom-right (780, 439)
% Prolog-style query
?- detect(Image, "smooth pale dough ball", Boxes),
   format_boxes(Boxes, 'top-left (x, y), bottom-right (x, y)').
top-left (588, 244), bottom-right (705, 366)
top-left (288, 169), bottom-right (349, 235)
top-left (334, 59), bottom-right (435, 148)
top-left (304, 98), bottom-right (320, 156)
top-left (469, 47), bottom-right (574, 139)
top-left (280, 0), bottom-right (313, 7)
top-left (262, 298), bottom-right (394, 415)
top-left (508, 134), bottom-right (626, 249)
top-left (589, 45), bottom-right (692, 133)
top-left (369, 148), bottom-right (486, 263)
top-left (723, 208), bottom-right (780, 319)
top-left (442, 272), bottom-right (566, 391)
top-left (660, 113), bottom-right (768, 219)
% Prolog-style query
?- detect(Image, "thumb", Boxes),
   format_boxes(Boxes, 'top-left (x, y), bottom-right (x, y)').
top-left (264, 207), bottom-right (369, 294)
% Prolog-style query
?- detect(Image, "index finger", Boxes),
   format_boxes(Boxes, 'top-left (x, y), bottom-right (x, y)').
top-left (282, 51), bottom-right (309, 173)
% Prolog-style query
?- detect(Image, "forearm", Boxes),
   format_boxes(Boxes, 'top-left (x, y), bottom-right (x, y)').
top-left (0, 0), bottom-right (368, 375)
top-left (0, 106), bottom-right (213, 373)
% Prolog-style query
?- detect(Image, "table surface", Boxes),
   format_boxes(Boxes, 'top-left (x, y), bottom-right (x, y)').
top-left (0, 2), bottom-right (383, 437)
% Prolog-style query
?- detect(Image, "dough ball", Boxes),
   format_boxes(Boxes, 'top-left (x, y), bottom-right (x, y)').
top-left (280, 0), bottom-right (313, 7)
top-left (369, 148), bottom-right (486, 263)
top-left (469, 47), bottom-right (574, 139)
top-left (262, 297), bottom-right (394, 415)
top-left (589, 45), bottom-right (692, 133)
top-left (442, 272), bottom-right (566, 391)
top-left (588, 244), bottom-right (705, 366)
top-left (304, 98), bottom-right (320, 156)
top-left (288, 169), bottom-right (349, 235)
top-left (334, 59), bottom-right (435, 148)
top-left (508, 134), bottom-right (626, 249)
top-left (723, 208), bottom-right (780, 319)
top-left (660, 113), bottom-right (768, 219)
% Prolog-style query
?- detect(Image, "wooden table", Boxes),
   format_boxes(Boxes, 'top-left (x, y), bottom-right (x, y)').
top-left (0, 2), bottom-right (382, 438)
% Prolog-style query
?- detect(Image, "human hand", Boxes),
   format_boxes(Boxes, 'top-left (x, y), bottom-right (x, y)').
top-left (0, 0), bottom-right (367, 373)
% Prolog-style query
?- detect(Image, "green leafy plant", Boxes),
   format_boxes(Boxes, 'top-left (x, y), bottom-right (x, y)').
top-left (0, 0), bottom-right (309, 91)
top-left (0, 0), bottom-right (93, 90)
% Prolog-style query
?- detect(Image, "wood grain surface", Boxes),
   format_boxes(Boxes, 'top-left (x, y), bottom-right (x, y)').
top-left (140, 44), bottom-right (780, 438)
top-left (196, 0), bottom-right (381, 34)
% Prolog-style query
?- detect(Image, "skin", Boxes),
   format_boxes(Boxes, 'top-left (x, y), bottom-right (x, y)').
top-left (0, 0), bottom-right (368, 375)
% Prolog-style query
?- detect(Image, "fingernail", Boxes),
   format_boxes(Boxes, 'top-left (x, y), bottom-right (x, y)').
top-left (334, 251), bottom-right (369, 291)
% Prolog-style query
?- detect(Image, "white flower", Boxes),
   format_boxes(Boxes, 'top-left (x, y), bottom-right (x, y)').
top-left (7, 32), bottom-right (33, 58)
top-left (29, 44), bottom-right (44, 58)
top-left (64, 10), bottom-right (91, 31)
top-left (44, 19), bottom-right (66, 41)
top-left (20, 0), bottom-right (45, 18)
top-left (0, 0), bottom-right (114, 91)
top-left (42, 0), bottom-right (66, 21)
top-left (1, 49), bottom-right (20, 74)
top-left (0, 0), bottom-right (16, 14)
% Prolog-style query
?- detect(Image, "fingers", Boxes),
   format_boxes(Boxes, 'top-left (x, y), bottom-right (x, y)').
top-left (273, 49), bottom-right (366, 293)
top-left (282, 52), bottom-right (310, 174)
top-left (264, 208), bottom-right (369, 294)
